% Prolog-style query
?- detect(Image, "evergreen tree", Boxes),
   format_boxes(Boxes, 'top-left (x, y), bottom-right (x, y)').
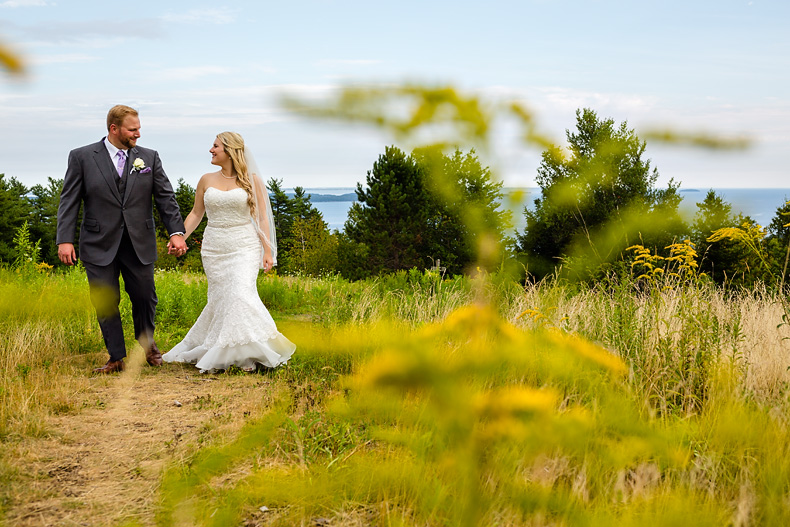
top-left (0, 174), bottom-right (32, 263)
top-left (342, 146), bottom-right (509, 278)
top-left (344, 146), bottom-right (431, 275)
top-left (517, 108), bottom-right (685, 278)
top-left (335, 232), bottom-right (370, 281)
top-left (766, 197), bottom-right (790, 281)
top-left (173, 178), bottom-right (196, 223)
top-left (154, 178), bottom-right (197, 241)
top-left (173, 178), bottom-right (206, 245)
top-left (28, 177), bottom-right (62, 265)
top-left (291, 187), bottom-right (323, 223)
top-left (266, 178), bottom-right (327, 273)
top-left (267, 178), bottom-right (295, 244)
top-left (690, 190), bottom-right (759, 284)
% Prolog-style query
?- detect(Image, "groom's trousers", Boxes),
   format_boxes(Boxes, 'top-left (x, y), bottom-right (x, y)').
top-left (82, 229), bottom-right (158, 362)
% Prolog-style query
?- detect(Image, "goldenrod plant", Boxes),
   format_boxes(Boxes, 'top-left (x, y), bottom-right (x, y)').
top-left (0, 40), bottom-right (24, 76)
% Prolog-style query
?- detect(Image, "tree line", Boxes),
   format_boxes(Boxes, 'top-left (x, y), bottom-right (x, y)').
top-left (2, 107), bottom-right (789, 287)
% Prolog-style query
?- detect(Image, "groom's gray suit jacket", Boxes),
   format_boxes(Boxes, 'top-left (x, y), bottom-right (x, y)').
top-left (56, 139), bottom-right (185, 266)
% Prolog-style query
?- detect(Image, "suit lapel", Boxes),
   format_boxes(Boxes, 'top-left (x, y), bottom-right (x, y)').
top-left (92, 141), bottom-right (122, 204)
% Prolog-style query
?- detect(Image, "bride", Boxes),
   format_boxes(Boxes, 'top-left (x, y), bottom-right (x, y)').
top-left (163, 132), bottom-right (295, 372)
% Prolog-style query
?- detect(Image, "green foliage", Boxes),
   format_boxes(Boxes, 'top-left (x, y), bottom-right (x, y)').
top-left (706, 219), bottom-right (773, 287)
top-left (416, 147), bottom-right (513, 273)
top-left (0, 174), bottom-right (32, 264)
top-left (267, 177), bottom-right (293, 240)
top-left (689, 190), bottom-right (753, 284)
top-left (334, 231), bottom-right (370, 281)
top-left (173, 178), bottom-right (197, 225)
top-left (766, 198), bottom-right (790, 285)
top-left (767, 198), bottom-right (790, 244)
top-left (268, 179), bottom-right (324, 244)
top-left (154, 178), bottom-right (205, 272)
top-left (345, 146), bottom-right (431, 275)
top-left (267, 178), bottom-right (327, 274)
top-left (517, 109), bottom-right (686, 279)
top-left (344, 146), bottom-right (510, 278)
top-left (174, 177), bottom-right (207, 252)
top-left (281, 215), bottom-right (339, 277)
top-left (27, 177), bottom-right (62, 266)
top-left (11, 221), bottom-right (40, 271)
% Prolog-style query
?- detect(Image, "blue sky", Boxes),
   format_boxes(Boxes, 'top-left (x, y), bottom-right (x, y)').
top-left (0, 0), bottom-right (787, 191)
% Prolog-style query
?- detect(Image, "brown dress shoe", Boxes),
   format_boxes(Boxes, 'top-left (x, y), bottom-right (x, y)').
top-left (93, 359), bottom-right (125, 374)
top-left (145, 342), bottom-right (163, 367)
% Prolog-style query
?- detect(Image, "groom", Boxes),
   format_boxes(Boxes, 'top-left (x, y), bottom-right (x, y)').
top-left (56, 105), bottom-right (188, 374)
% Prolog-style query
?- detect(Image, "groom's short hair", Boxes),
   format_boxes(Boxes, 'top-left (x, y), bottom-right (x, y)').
top-left (107, 105), bottom-right (139, 131)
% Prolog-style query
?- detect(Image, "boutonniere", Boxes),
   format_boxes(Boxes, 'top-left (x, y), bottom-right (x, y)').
top-left (131, 158), bottom-right (152, 174)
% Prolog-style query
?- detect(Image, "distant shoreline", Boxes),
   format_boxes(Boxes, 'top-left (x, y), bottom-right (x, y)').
top-left (286, 192), bottom-right (357, 203)
top-left (303, 187), bottom-right (790, 231)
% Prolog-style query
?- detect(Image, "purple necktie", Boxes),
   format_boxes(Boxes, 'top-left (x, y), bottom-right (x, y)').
top-left (116, 150), bottom-right (126, 177)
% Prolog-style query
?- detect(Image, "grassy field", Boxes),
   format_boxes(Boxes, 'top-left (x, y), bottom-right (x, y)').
top-left (2, 266), bottom-right (790, 526)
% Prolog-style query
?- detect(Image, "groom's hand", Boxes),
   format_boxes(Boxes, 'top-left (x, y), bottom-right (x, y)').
top-left (57, 243), bottom-right (77, 266)
top-left (167, 234), bottom-right (187, 256)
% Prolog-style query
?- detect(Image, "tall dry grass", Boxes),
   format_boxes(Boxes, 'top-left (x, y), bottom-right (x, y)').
top-left (0, 267), bottom-right (101, 438)
top-left (510, 277), bottom-right (790, 413)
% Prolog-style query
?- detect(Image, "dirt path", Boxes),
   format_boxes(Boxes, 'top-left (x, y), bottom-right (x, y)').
top-left (5, 349), bottom-right (280, 527)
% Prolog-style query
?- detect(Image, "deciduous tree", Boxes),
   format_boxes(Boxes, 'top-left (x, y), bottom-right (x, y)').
top-left (282, 216), bottom-right (339, 277)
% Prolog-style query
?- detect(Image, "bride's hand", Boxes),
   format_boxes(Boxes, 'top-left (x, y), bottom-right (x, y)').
top-left (262, 254), bottom-right (274, 272)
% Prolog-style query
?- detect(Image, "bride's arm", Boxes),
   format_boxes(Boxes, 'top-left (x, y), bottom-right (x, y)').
top-left (182, 175), bottom-right (208, 240)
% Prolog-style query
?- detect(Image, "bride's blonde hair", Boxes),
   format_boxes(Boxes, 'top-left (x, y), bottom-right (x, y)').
top-left (217, 131), bottom-right (256, 216)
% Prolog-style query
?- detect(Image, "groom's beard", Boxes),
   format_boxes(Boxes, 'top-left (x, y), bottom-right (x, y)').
top-left (119, 136), bottom-right (137, 149)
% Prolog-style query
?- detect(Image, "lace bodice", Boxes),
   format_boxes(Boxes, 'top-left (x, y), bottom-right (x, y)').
top-left (205, 187), bottom-right (252, 228)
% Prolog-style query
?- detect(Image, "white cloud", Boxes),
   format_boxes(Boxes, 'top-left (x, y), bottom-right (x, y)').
top-left (533, 86), bottom-right (659, 117)
top-left (29, 53), bottom-right (98, 65)
top-left (154, 66), bottom-right (232, 81)
top-left (160, 9), bottom-right (236, 25)
top-left (18, 19), bottom-right (164, 45)
top-left (316, 59), bottom-right (382, 67)
top-left (0, 0), bottom-right (51, 7)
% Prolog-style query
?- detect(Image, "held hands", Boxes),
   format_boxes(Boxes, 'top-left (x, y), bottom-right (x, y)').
top-left (167, 234), bottom-right (188, 256)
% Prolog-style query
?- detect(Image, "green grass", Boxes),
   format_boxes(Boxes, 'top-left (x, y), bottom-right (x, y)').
top-left (3, 267), bottom-right (790, 525)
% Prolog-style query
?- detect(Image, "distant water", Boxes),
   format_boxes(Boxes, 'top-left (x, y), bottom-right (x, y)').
top-left (299, 187), bottom-right (790, 233)
top-left (291, 188), bottom-right (356, 231)
top-left (677, 188), bottom-right (790, 225)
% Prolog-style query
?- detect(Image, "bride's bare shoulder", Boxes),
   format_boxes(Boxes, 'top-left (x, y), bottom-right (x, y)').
top-left (198, 171), bottom-right (222, 184)
top-left (195, 171), bottom-right (221, 192)
top-left (202, 170), bottom-right (222, 180)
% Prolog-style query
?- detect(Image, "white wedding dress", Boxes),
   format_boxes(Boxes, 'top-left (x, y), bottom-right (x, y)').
top-left (163, 187), bottom-right (295, 372)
